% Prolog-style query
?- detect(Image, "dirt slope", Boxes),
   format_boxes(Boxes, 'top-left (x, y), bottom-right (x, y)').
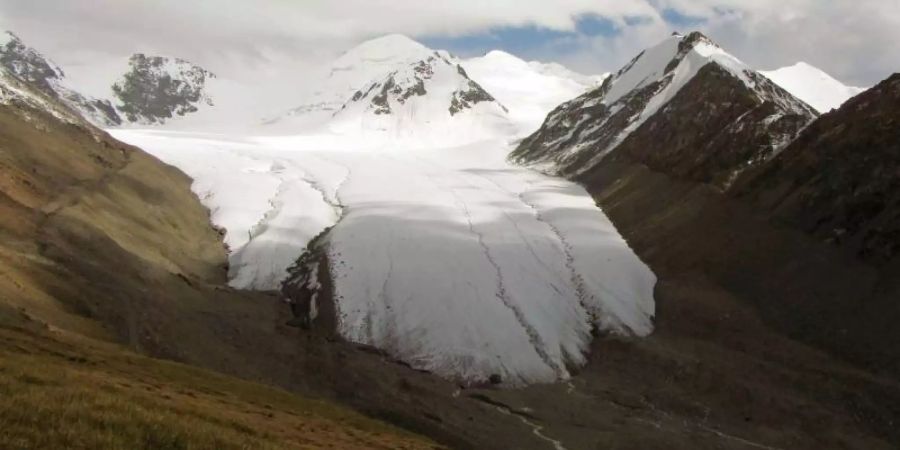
top-left (0, 84), bottom-right (442, 449)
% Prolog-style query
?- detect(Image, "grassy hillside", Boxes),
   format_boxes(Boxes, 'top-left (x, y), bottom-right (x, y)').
top-left (0, 84), bottom-right (441, 449)
top-left (0, 321), bottom-right (440, 449)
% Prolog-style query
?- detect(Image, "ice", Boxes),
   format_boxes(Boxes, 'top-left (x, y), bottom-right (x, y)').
top-left (99, 33), bottom-right (656, 386)
top-left (111, 128), bottom-right (656, 385)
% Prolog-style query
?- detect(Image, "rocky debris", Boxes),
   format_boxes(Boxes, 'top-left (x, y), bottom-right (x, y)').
top-left (112, 53), bottom-right (215, 125)
top-left (0, 31), bottom-right (122, 126)
top-left (282, 232), bottom-right (337, 335)
top-left (511, 31), bottom-right (817, 188)
top-left (735, 73), bottom-right (900, 265)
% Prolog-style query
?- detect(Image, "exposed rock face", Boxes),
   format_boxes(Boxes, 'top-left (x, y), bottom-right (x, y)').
top-left (448, 67), bottom-right (498, 116)
top-left (0, 67), bottom-right (235, 345)
top-left (0, 31), bottom-right (122, 126)
top-left (571, 70), bottom-right (900, 379)
top-left (339, 51), bottom-right (502, 118)
top-left (511, 32), bottom-right (816, 188)
top-left (112, 53), bottom-right (215, 125)
top-left (735, 73), bottom-right (900, 265)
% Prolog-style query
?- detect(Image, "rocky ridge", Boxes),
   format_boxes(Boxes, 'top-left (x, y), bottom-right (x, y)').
top-left (0, 31), bottom-right (122, 126)
top-left (112, 53), bottom-right (215, 125)
top-left (511, 32), bottom-right (818, 188)
top-left (0, 31), bottom-right (216, 127)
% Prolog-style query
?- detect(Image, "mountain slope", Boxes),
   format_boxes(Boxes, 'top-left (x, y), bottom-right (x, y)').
top-left (0, 31), bottom-right (121, 126)
top-left (511, 32), bottom-right (817, 188)
top-left (730, 74), bottom-right (900, 373)
top-left (566, 67), bottom-right (900, 377)
top-left (267, 34), bottom-right (440, 129)
top-left (761, 62), bottom-right (866, 113)
top-left (265, 35), bottom-right (515, 146)
top-left (737, 73), bottom-right (900, 265)
top-left (0, 31), bottom-right (218, 127)
top-left (0, 60), bottom-right (446, 449)
top-left (112, 53), bottom-right (216, 125)
top-left (462, 50), bottom-right (606, 132)
top-left (0, 326), bottom-right (439, 450)
top-left (328, 50), bottom-right (513, 146)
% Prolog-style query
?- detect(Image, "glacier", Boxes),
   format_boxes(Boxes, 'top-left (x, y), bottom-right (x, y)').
top-left (112, 129), bottom-right (655, 385)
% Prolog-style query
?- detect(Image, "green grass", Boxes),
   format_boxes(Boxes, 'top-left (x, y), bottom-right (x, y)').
top-left (0, 326), bottom-right (441, 450)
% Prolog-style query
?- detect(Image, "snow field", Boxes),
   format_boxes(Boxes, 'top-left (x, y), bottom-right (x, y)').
top-left (112, 129), bottom-right (656, 384)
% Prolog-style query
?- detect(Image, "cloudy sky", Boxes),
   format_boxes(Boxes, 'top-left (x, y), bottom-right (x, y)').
top-left (1, 0), bottom-right (897, 87)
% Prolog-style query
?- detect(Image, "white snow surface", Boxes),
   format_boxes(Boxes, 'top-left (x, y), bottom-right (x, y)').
top-left (533, 32), bottom-right (785, 174)
top-left (597, 38), bottom-right (753, 160)
top-left (266, 34), bottom-right (441, 131)
top-left (761, 62), bottom-right (866, 113)
top-left (267, 35), bottom-right (608, 142)
top-left (463, 50), bottom-right (606, 134)
top-left (326, 50), bottom-right (515, 148)
top-left (110, 129), bottom-right (656, 385)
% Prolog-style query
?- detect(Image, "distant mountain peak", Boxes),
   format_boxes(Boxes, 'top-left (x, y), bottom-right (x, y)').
top-left (0, 30), bottom-right (121, 126)
top-left (348, 34), bottom-right (430, 55)
top-left (268, 36), bottom-right (514, 144)
top-left (111, 53), bottom-right (216, 125)
top-left (761, 62), bottom-right (866, 113)
top-left (328, 47), bottom-right (513, 145)
top-left (511, 31), bottom-right (817, 188)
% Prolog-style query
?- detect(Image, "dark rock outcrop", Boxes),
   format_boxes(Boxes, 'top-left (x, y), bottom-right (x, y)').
top-left (570, 69), bottom-right (900, 379)
top-left (735, 74), bottom-right (900, 265)
top-left (512, 32), bottom-right (816, 189)
top-left (112, 53), bottom-right (215, 124)
top-left (340, 52), bottom-right (503, 118)
top-left (0, 31), bottom-right (122, 126)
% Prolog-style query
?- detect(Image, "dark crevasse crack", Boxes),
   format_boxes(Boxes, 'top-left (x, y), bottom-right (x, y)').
top-left (458, 167), bottom-right (599, 331)
top-left (433, 166), bottom-right (565, 380)
top-left (245, 174), bottom-right (290, 242)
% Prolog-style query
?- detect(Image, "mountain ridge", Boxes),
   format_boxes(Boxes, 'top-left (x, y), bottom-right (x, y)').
top-left (511, 31), bottom-right (818, 188)
top-left (0, 30), bottom-right (217, 127)
top-left (761, 61), bottom-right (867, 113)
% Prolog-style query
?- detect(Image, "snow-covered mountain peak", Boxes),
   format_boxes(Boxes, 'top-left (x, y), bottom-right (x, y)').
top-left (601, 31), bottom-right (753, 107)
top-left (267, 35), bottom-right (447, 129)
top-left (111, 53), bottom-right (216, 125)
top-left (328, 50), bottom-right (514, 147)
top-left (338, 52), bottom-right (499, 115)
top-left (478, 49), bottom-right (529, 67)
top-left (462, 51), bottom-right (605, 133)
top-left (333, 34), bottom-right (435, 67)
top-left (266, 35), bottom-right (516, 144)
top-left (0, 31), bottom-right (65, 91)
top-left (512, 31), bottom-right (817, 184)
top-left (761, 62), bottom-right (866, 113)
top-left (0, 30), bottom-right (121, 126)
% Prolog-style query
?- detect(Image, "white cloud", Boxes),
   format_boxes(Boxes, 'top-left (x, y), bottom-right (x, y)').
top-left (0, 0), bottom-right (895, 87)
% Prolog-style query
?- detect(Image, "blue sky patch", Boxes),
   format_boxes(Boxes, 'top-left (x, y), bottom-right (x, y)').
top-left (418, 13), bottom-right (621, 58)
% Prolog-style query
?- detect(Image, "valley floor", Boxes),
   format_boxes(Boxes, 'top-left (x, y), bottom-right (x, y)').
top-left (110, 130), bottom-right (655, 385)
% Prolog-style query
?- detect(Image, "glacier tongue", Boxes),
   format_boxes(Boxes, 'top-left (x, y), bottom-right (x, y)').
top-left (111, 129), bottom-right (656, 385)
top-left (103, 33), bottom-right (655, 386)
